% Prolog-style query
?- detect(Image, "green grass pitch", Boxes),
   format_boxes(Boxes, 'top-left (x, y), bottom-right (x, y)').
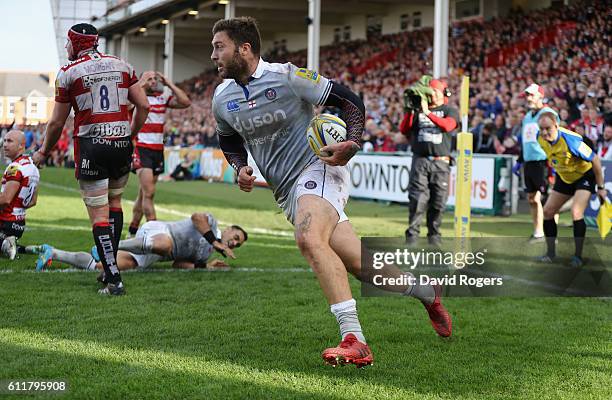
top-left (0, 167), bottom-right (610, 399)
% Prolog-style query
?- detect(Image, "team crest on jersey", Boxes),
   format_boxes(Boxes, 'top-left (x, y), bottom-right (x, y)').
top-left (295, 68), bottom-right (320, 83)
top-left (264, 88), bottom-right (277, 100)
top-left (5, 164), bottom-right (19, 177)
top-left (227, 100), bottom-right (240, 113)
top-left (305, 180), bottom-right (317, 190)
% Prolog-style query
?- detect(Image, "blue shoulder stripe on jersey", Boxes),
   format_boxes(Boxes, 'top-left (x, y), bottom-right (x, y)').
top-left (559, 128), bottom-right (594, 161)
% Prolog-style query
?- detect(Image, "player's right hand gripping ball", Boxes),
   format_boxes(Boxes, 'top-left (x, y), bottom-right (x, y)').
top-left (306, 114), bottom-right (347, 157)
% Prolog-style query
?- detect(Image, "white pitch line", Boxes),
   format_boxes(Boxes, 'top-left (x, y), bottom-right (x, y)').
top-left (26, 223), bottom-right (91, 232)
top-left (39, 181), bottom-right (294, 237)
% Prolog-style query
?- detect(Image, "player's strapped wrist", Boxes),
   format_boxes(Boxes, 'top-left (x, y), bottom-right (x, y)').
top-left (203, 230), bottom-right (219, 245)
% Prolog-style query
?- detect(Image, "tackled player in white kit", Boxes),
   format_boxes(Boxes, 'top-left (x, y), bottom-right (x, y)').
top-left (211, 17), bottom-right (452, 367)
top-left (34, 212), bottom-right (247, 272)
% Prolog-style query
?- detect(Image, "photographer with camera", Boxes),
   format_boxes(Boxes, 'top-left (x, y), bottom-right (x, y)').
top-left (400, 77), bottom-right (459, 246)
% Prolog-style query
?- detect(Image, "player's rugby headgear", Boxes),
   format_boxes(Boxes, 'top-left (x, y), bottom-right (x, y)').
top-left (67, 23), bottom-right (99, 61)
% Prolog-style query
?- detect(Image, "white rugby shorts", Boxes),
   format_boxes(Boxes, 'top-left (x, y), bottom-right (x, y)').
top-left (129, 220), bottom-right (169, 268)
top-left (283, 159), bottom-right (350, 225)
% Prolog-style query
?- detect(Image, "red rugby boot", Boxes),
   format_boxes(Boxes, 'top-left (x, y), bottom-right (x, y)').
top-left (422, 284), bottom-right (452, 337)
top-left (322, 334), bottom-right (373, 368)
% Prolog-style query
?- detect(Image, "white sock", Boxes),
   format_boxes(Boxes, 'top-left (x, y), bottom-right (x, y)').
top-left (402, 272), bottom-right (435, 304)
top-left (330, 299), bottom-right (366, 343)
top-left (24, 245), bottom-right (39, 254)
top-left (534, 231), bottom-right (544, 238)
top-left (53, 249), bottom-right (96, 270)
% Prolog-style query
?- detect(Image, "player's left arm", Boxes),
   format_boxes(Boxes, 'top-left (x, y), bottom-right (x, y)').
top-left (191, 212), bottom-right (235, 259)
top-left (287, 66), bottom-right (364, 166)
top-left (318, 82), bottom-right (366, 166)
top-left (159, 73), bottom-right (191, 109)
top-left (0, 181), bottom-right (20, 209)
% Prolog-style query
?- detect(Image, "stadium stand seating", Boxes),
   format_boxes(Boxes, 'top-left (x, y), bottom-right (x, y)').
top-left (5, 0), bottom-right (609, 166)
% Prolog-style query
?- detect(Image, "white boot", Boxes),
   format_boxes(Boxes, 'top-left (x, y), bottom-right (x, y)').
top-left (1, 236), bottom-right (17, 260)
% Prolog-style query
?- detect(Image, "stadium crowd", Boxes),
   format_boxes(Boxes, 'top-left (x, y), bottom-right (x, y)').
top-left (170, 0), bottom-right (611, 158)
top-left (2, 0), bottom-right (611, 166)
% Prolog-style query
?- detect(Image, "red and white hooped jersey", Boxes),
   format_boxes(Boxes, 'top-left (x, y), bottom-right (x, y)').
top-left (0, 155), bottom-right (40, 222)
top-left (135, 93), bottom-right (173, 151)
top-left (55, 51), bottom-right (139, 139)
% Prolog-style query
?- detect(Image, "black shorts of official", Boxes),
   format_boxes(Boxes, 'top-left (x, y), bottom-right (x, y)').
top-left (524, 160), bottom-right (548, 194)
top-left (133, 146), bottom-right (165, 176)
top-left (74, 137), bottom-right (133, 181)
top-left (0, 220), bottom-right (26, 239)
top-left (553, 169), bottom-right (596, 196)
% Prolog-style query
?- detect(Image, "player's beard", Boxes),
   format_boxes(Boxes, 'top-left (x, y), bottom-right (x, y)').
top-left (220, 49), bottom-right (249, 81)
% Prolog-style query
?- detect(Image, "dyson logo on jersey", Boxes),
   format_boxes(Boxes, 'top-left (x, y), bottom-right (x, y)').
top-left (232, 110), bottom-right (287, 134)
top-left (79, 121), bottom-right (130, 138)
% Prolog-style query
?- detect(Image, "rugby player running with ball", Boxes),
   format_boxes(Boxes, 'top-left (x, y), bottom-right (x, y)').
top-left (211, 17), bottom-right (452, 367)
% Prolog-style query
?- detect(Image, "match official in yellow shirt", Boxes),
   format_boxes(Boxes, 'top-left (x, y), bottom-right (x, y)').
top-left (537, 112), bottom-right (607, 267)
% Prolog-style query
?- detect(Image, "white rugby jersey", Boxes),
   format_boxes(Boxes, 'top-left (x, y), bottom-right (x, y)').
top-left (166, 215), bottom-right (220, 265)
top-left (0, 155), bottom-right (40, 222)
top-left (212, 59), bottom-right (332, 206)
top-left (55, 51), bottom-right (139, 139)
top-left (136, 92), bottom-right (173, 150)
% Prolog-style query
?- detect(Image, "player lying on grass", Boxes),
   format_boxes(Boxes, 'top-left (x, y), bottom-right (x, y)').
top-left (33, 212), bottom-right (247, 276)
top-left (0, 130), bottom-right (39, 259)
top-left (536, 112), bottom-right (608, 267)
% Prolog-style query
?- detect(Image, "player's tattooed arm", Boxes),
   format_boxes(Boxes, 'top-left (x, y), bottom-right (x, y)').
top-left (219, 134), bottom-right (248, 171)
top-left (324, 82), bottom-right (366, 148)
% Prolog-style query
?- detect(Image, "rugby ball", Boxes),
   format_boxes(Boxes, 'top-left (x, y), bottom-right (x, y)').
top-left (306, 114), bottom-right (347, 157)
